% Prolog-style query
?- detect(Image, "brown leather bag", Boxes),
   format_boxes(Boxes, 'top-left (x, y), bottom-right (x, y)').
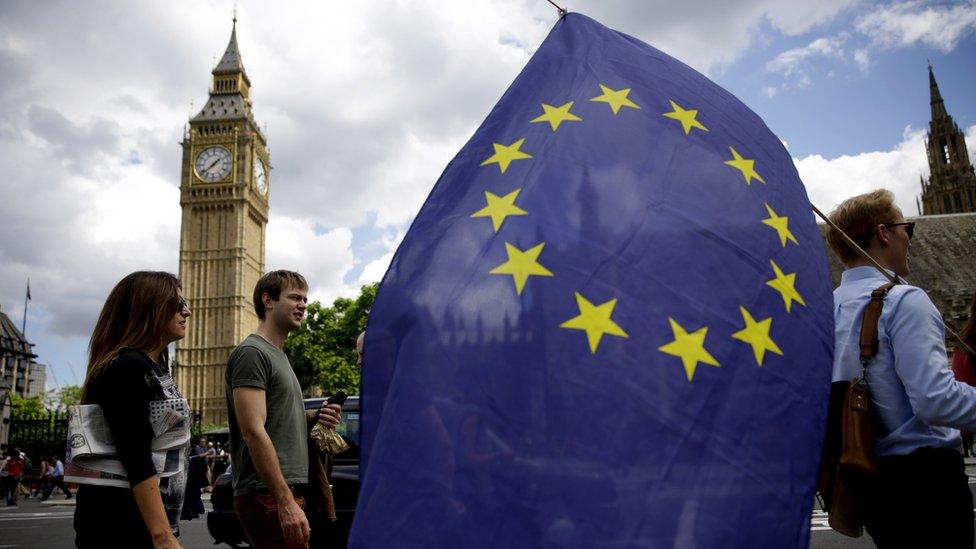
top-left (818, 281), bottom-right (896, 537)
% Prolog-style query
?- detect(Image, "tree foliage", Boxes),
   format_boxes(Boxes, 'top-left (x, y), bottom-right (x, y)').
top-left (284, 283), bottom-right (377, 396)
top-left (10, 394), bottom-right (48, 419)
top-left (55, 385), bottom-right (83, 409)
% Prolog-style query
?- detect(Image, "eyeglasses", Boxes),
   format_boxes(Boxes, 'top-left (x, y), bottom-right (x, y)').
top-left (176, 296), bottom-right (189, 311)
top-left (883, 221), bottom-right (915, 240)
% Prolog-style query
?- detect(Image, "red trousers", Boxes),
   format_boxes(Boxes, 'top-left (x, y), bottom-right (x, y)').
top-left (234, 488), bottom-right (309, 549)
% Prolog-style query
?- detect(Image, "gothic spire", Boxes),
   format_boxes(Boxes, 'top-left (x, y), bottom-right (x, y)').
top-left (214, 18), bottom-right (246, 77)
top-left (928, 63), bottom-right (947, 121)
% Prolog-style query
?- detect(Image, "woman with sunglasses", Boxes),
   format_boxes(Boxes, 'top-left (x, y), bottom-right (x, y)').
top-left (74, 271), bottom-right (191, 549)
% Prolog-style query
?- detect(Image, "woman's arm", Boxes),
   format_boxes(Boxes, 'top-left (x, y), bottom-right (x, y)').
top-left (132, 476), bottom-right (182, 548)
top-left (95, 353), bottom-right (182, 548)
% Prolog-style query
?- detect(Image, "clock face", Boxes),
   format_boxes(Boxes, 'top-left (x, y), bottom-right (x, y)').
top-left (194, 146), bottom-right (232, 182)
top-left (253, 156), bottom-right (268, 196)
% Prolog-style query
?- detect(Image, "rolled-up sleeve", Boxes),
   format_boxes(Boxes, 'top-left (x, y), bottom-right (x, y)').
top-left (99, 360), bottom-right (158, 486)
top-left (891, 289), bottom-right (976, 431)
top-left (228, 346), bottom-right (272, 390)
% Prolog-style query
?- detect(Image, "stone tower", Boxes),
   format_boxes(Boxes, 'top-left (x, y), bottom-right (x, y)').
top-left (919, 65), bottom-right (976, 215)
top-left (176, 19), bottom-right (269, 424)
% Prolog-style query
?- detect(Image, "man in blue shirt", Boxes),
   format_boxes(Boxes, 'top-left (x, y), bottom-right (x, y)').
top-left (827, 189), bottom-right (976, 547)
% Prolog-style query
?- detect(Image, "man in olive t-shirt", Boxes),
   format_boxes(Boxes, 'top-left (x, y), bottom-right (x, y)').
top-left (225, 271), bottom-right (341, 549)
top-left (226, 333), bottom-right (307, 494)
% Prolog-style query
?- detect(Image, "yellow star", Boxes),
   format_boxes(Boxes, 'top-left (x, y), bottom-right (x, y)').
top-left (489, 242), bottom-right (554, 295)
top-left (480, 138), bottom-right (532, 174)
top-left (662, 99), bottom-right (708, 135)
top-left (766, 260), bottom-right (807, 313)
top-left (470, 189), bottom-right (528, 232)
top-left (559, 292), bottom-right (629, 354)
top-left (731, 306), bottom-right (783, 367)
top-left (658, 317), bottom-right (720, 382)
top-left (589, 84), bottom-right (641, 115)
top-left (761, 203), bottom-right (799, 247)
top-left (724, 147), bottom-right (766, 186)
top-left (530, 101), bottom-right (582, 131)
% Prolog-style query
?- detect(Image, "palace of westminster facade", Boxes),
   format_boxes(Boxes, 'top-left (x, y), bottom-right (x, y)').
top-left (174, 23), bottom-right (976, 424)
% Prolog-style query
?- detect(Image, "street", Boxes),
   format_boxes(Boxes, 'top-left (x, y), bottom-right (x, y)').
top-left (2, 466), bottom-right (975, 549)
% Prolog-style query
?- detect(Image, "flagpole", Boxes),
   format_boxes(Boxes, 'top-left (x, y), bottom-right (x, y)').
top-left (22, 277), bottom-right (29, 337)
top-left (545, 0), bottom-right (567, 17)
top-left (811, 204), bottom-right (975, 357)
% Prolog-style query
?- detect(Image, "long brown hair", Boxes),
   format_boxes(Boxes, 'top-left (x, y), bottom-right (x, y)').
top-left (82, 271), bottom-right (182, 403)
top-left (961, 292), bottom-right (976, 358)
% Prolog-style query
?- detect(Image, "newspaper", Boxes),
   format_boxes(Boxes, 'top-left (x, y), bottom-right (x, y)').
top-left (64, 398), bottom-right (191, 488)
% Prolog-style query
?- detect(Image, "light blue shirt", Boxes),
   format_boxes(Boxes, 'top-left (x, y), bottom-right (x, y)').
top-left (52, 459), bottom-right (64, 477)
top-left (833, 266), bottom-right (976, 457)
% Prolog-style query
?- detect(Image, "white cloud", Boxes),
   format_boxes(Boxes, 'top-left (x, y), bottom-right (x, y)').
top-left (763, 0), bottom-right (860, 35)
top-left (764, 34), bottom-right (853, 93)
top-left (358, 252), bottom-right (395, 286)
top-left (795, 125), bottom-right (976, 217)
top-left (767, 36), bottom-right (847, 77)
top-left (266, 217), bottom-right (356, 305)
top-left (853, 48), bottom-right (870, 72)
top-left (856, 0), bottom-right (976, 52)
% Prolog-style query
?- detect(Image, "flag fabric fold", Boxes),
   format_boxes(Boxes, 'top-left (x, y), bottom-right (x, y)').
top-left (353, 13), bottom-right (834, 548)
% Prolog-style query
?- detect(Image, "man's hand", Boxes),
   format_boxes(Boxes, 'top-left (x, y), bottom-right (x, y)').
top-left (277, 496), bottom-right (310, 544)
top-left (316, 403), bottom-right (342, 429)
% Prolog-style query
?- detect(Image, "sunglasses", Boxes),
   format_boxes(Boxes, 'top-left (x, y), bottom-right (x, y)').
top-left (883, 221), bottom-right (915, 240)
top-left (176, 296), bottom-right (190, 311)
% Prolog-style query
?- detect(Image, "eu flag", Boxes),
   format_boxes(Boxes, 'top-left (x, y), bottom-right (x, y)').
top-left (351, 13), bottom-right (833, 548)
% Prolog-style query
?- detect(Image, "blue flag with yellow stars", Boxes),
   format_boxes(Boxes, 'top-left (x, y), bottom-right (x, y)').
top-left (351, 13), bottom-right (833, 549)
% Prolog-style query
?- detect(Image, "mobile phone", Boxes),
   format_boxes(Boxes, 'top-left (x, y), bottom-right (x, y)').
top-left (326, 390), bottom-right (348, 407)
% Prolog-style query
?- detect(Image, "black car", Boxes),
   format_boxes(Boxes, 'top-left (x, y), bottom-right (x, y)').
top-left (207, 396), bottom-right (360, 548)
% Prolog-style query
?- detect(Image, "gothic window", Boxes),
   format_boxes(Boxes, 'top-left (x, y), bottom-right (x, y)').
top-left (955, 193), bottom-right (963, 210)
top-left (942, 140), bottom-right (950, 164)
top-left (944, 196), bottom-right (951, 211)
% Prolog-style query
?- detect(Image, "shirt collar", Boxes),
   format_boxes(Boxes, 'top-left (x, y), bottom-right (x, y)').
top-left (841, 265), bottom-right (903, 285)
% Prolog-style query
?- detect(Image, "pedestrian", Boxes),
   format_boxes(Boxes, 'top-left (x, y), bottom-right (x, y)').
top-left (0, 446), bottom-right (8, 498)
top-left (72, 271), bottom-right (192, 549)
top-left (15, 448), bottom-right (31, 500)
top-left (951, 291), bottom-right (976, 457)
top-left (1, 448), bottom-right (25, 505)
top-left (41, 454), bottom-right (72, 500)
top-left (226, 270), bottom-right (341, 549)
top-left (212, 443), bottom-right (229, 479)
top-left (180, 436), bottom-right (207, 519)
top-left (33, 455), bottom-right (52, 498)
top-left (826, 189), bottom-right (976, 547)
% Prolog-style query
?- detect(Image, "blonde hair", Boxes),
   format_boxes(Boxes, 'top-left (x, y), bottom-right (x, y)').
top-left (826, 189), bottom-right (897, 266)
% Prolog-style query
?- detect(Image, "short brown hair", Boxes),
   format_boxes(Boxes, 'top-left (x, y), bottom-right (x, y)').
top-left (826, 189), bottom-right (897, 266)
top-left (253, 270), bottom-right (308, 319)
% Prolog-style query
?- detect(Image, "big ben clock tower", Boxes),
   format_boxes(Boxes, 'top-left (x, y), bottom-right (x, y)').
top-left (176, 19), bottom-right (269, 424)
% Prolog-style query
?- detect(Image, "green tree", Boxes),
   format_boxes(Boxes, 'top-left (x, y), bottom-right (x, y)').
top-left (10, 394), bottom-right (48, 419)
top-left (285, 283), bottom-right (377, 395)
top-left (54, 385), bottom-right (83, 409)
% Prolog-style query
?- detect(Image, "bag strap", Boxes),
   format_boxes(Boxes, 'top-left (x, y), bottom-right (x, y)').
top-left (858, 282), bottom-right (898, 368)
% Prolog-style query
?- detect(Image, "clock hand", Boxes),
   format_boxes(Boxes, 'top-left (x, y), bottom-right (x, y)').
top-left (205, 158), bottom-right (221, 171)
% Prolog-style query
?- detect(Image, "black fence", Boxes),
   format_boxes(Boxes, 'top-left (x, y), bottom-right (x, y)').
top-left (8, 411), bottom-right (69, 461)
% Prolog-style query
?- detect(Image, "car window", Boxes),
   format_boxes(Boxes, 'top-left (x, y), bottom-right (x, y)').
top-left (337, 411), bottom-right (360, 445)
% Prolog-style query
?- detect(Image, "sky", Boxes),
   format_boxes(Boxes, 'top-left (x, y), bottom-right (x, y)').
top-left (1, 0), bottom-right (974, 391)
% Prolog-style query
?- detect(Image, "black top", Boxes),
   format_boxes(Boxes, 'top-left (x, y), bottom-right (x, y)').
top-left (86, 348), bottom-right (162, 484)
top-left (74, 349), bottom-right (168, 548)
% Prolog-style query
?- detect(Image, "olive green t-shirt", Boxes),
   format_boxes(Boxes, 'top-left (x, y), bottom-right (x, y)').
top-left (225, 333), bottom-right (308, 496)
